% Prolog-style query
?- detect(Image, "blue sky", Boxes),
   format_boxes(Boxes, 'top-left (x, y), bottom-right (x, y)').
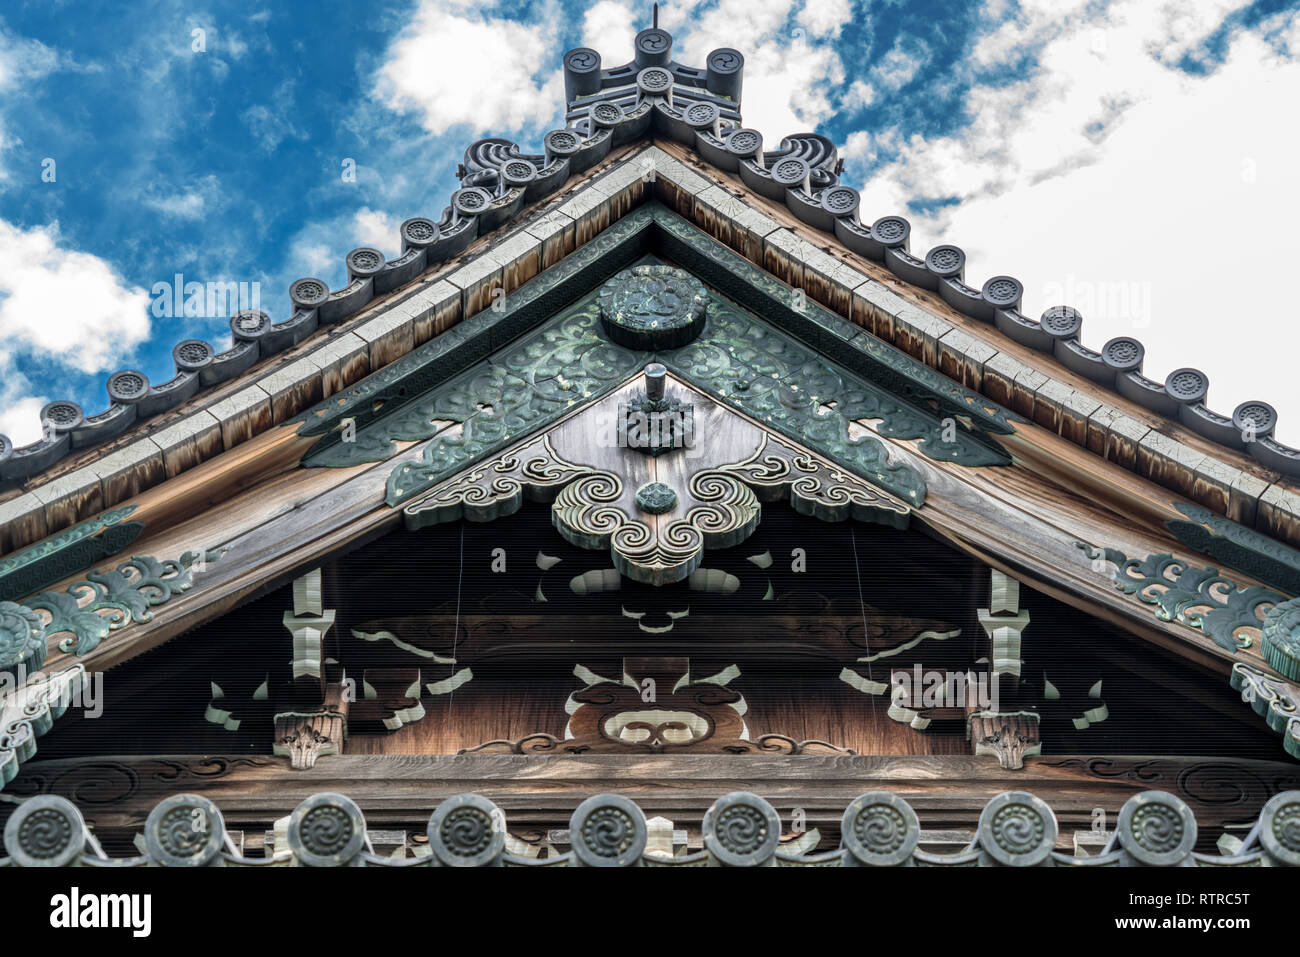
top-left (1, 0), bottom-right (1298, 446)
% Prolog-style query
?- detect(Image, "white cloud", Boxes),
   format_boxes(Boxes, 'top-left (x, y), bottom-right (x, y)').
top-left (675, 0), bottom-right (857, 138)
top-left (0, 25), bottom-right (60, 89)
top-left (0, 220), bottom-right (152, 442)
top-left (240, 80), bottom-right (304, 153)
top-left (581, 0), bottom-right (640, 56)
top-left (871, 37), bottom-right (928, 91)
top-left (800, 0), bottom-right (853, 39)
top-left (352, 207), bottom-right (402, 257)
top-left (852, 0), bottom-right (1300, 444)
top-left (845, 78), bottom-right (875, 110)
top-left (374, 0), bottom-right (565, 136)
top-left (142, 174), bottom-right (222, 220)
top-left (0, 389), bottom-right (47, 448)
top-left (0, 24), bottom-right (62, 184)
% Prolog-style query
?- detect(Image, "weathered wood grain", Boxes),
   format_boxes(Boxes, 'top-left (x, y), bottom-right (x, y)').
top-left (12, 753), bottom-right (1296, 834)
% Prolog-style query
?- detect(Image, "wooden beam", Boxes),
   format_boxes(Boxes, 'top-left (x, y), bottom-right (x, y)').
top-left (12, 753), bottom-right (1297, 833)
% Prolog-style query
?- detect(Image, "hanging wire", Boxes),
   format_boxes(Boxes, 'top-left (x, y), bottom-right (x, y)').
top-left (446, 523), bottom-right (465, 719)
top-left (849, 525), bottom-right (879, 723)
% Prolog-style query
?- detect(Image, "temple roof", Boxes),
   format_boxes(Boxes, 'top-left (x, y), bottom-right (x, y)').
top-left (0, 25), bottom-right (1296, 491)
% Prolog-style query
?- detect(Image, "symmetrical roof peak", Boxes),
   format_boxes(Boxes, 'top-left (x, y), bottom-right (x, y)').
top-left (0, 24), bottom-right (1296, 488)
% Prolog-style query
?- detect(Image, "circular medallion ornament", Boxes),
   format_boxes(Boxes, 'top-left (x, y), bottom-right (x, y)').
top-left (564, 47), bottom-right (601, 78)
top-left (428, 794), bottom-right (505, 867)
top-left (288, 792), bottom-right (366, 867)
top-left (820, 185), bottom-right (860, 217)
top-left (570, 794), bottom-right (647, 867)
top-left (230, 310), bottom-right (271, 342)
top-left (870, 215), bottom-right (910, 247)
top-left (841, 791), bottom-right (920, 866)
top-left (544, 129), bottom-right (582, 158)
top-left (771, 157), bottom-right (809, 187)
top-left (636, 66), bottom-right (673, 96)
top-left (401, 216), bottom-right (440, 249)
top-left (598, 264), bottom-right (708, 350)
top-left (684, 101), bottom-right (719, 130)
top-left (145, 793), bottom-right (226, 867)
top-left (502, 159), bottom-right (538, 188)
top-left (1233, 400), bottom-right (1278, 441)
top-left (346, 247), bottom-right (385, 278)
top-left (1165, 367), bottom-right (1209, 404)
top-left (289, 277), bottom-right (329, 309)
top-left (982, 275), bottom-right (1023, 308)
top-left (1261, 597), bottom-right (1300, 681)
top-left (41, 400), bottom-right (83, 434)
top-left (977, 791), bottom-right (1057, 867)
top-left (726, 128), bottom-right (763, 158)
top-left (926, 244), bottom-right (965, 278)
top-left (1102, 336), bottom-right (1145, 372)
top-left (635, 27), bottom-right (672, 63)
top-left (107, 369), bottom-right (149, 404)
top-left (703, 792), bottom-right (781, 867)
top-left (1117, 790), bottom-right (1196, 866)
top-left (1259, 790), bottom-right (1300, 866)
top-left (4, 796), bottom-right (85, 867)
top-left (451, 187), bottom-right (493, 217)
top-left (635, 481), bottom-right (678, 514)
top-left (591, 101), bottom-right (626, 128)
top-left (0, 600), bottom-right (48, 679)
top-left (1041, 305), bottom-right (1083, 339)
top-left (173, 339), bottom-right (214, 371)
top-left (708, 48), bottom-right (744, 74)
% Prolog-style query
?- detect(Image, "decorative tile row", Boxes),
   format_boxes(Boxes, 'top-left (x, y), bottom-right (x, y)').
top-left (4, 26), bottom-right (1295, 484)
top-left (3, 787), bottom-right (1297, 867)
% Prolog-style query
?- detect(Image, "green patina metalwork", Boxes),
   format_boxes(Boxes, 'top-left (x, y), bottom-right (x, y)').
top-left (0, 601), bottom-right (46, 680)
top-left (381, 275), bottom-right (941, 507)
top-left (635, 482), bottom-right (678, 514)
top-left (1262, 598), bottom-right (1300, 681)
top-left (598, 264), bottom-right (707, 349)
top-left (1166, 502), bottom-right (1300, 597)
top-left (1079, 542), bottom-right (1288, 652)
top-left (296, 207), bottom-right (652, 461)
top-left (299, 205), bottom-right (1015, 494)
top-left (650, 207), bottom-right (1021, 442)
top-left (18, 548), bottom-right (224, 657)
top-left (0, 505), bottom-right (143, 603)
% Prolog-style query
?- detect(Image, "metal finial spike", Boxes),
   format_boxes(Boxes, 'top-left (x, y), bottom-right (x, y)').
top-left (645, 362), bottom-right (667, 401)
top-left (653, 3), bottom-right (658, 28)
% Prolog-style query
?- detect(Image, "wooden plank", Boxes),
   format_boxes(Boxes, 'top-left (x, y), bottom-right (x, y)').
top-left (13, 753), bottom-right (1296, 832)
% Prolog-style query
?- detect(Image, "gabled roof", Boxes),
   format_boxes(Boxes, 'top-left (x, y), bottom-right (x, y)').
top-left (0, 26), bottom-right (1295, 702)
top-left (0, 166), bottom-right (1298, 793)
top-left (1, 25), bottom-right (1297, 498)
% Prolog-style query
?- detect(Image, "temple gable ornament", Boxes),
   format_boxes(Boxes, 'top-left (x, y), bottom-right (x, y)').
top-left (402, 365), bottom-right (909, 586)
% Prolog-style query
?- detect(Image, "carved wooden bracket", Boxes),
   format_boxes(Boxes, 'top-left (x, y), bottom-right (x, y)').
top-left (274, 711), bottom-right (344, 770)
top-left (969, 711), bottom-right (1042, 770)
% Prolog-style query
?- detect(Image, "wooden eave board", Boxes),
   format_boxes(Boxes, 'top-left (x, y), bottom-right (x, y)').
top-left (2, 142), bottom-right (1297, 556)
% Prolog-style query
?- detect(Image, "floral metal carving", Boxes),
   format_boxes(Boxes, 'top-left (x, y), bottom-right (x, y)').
top-left (1080, 543), bottom-right (1286, 651)
top-left (402, 382), bottom-right (911, 586)
top-left (0, 505), bottom-right (143, 603)
top-left (382, 264), bottom-right (942, 509)
top-left (19, 549), bottom-right (223, 657)
top-left (1231, 663), bottom-right (1300, 761)
top-left (0, 665), bottom-right (87, 790)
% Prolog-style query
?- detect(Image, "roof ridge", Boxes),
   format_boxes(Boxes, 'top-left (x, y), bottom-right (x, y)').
top-left (1, 26), bottom-right (1295, 482)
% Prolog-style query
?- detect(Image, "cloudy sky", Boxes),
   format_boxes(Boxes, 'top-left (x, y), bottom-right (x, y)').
top-left (1, 0), bottom-right (1297, 447)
